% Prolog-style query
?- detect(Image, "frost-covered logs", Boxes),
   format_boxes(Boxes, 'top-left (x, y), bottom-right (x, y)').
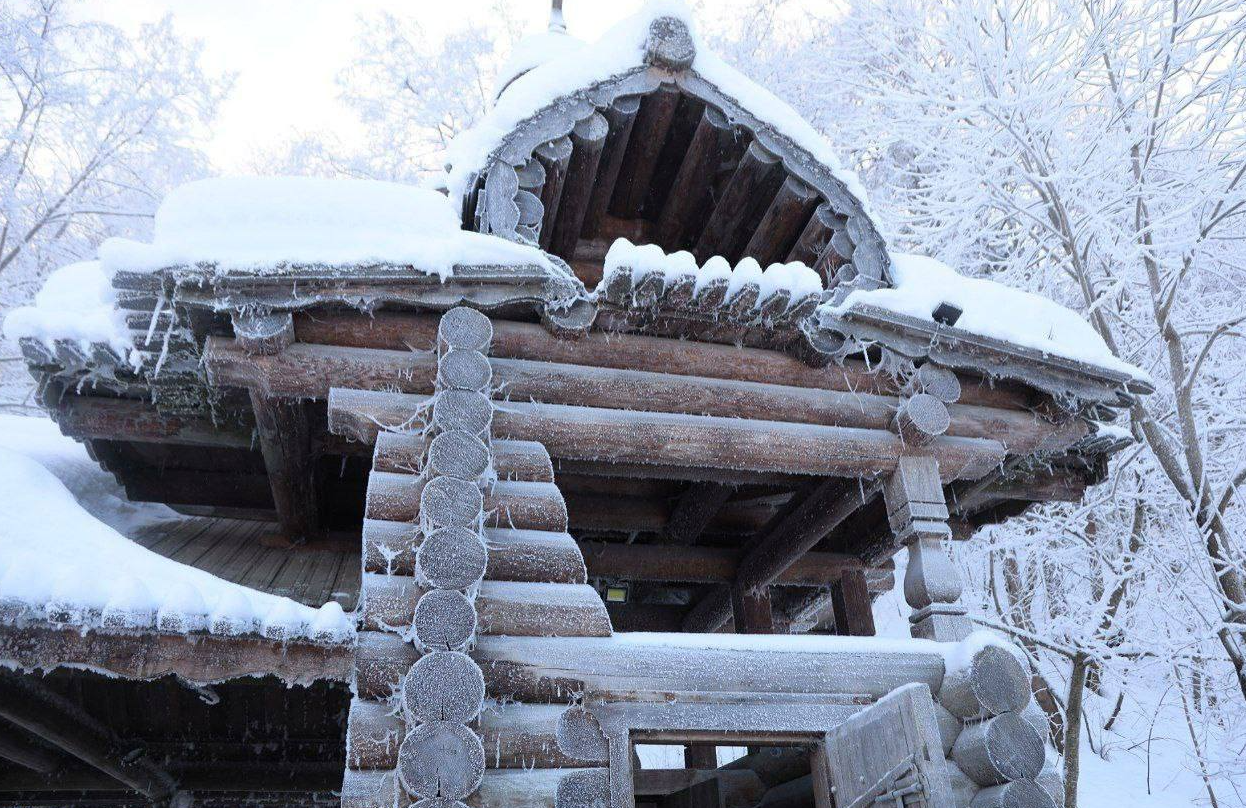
top-left (345, 307), bottom-right (611, 808)
top-left (937, 641), bottom-right (1061, 808)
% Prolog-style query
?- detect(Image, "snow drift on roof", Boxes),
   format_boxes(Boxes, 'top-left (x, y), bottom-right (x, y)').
top-left (0, 416), bottom-right (353, 643)
top-left (97, 176), bottom-right (551, 277)
top-left (2, 260), bottom-right (131, 357)
top-left (600, 237), bottom-right (823, 299)
top-left (444, 0), bottom-right (870, 208)
top-left (828, 253), bottom-right (1148, 381)
top-left (496, 30), bottom-right (587, 96)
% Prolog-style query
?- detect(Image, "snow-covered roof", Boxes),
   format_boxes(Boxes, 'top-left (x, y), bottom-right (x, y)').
top-left (600, 238), bottom-right (823, 301)
top-left (444, 0), bottom-right (870, 208)
top-left (98, 176), bottom-right (550, 278)
top-left (2, 259), bottom-right (131, 358)
top-left (495, 30), bottom-right (587, 97)
top-left (827, 253), bottom-right (1149, 383)
top-left (0, 415), bottom-right (354, 644)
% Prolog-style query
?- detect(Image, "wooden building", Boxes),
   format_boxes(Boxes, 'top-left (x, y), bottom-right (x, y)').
top-left (0, 7), bottom-right (1148, 808)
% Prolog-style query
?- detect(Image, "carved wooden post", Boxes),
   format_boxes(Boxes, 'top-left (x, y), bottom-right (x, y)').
top-left (883, 455), bottom-right (972, 641)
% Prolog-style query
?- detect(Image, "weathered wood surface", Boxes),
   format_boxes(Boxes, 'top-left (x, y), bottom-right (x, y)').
top-left (438, 306), bottom-right (494, 353)
top-left (611, 85), bottom-right (680, 218)
top-left (824, 682), bottom-right (953, 808)
top-left (743, 176), bottom-right (819, 268)
top-left (209, 339), bottom-right (1070, 457)
top-left (233, 310), bottom-right (294, 355)
top-left (695, 141), bottom-right (784, 263)
top-left (360, 575), bottom-right (611, 638)
top-left (350, 703), bottom-right (606, 770)
top-left (331, 390), bottom-right (1006, 481)
top-left (937, 644), bottom-right (1030, 719)
top-left (952, 712), bottom-right (1044, 786)
top-left (54, 394), bottom-right (253, 448)
top-left (722, 746), bottom-right (813, 788)
top-left (354, 631), bottom-right (945, 706)
top-left (404, 650), bottom-right (486, 725)
top-left (636, 769), bottom-right (766, 808)
top-left (364, 471), bottom-right (567, 532)
top-left (418, 526), bottom-right (489, 589)
top-left (970, 780), bottom-right (1056, 808)
top-left (549, 112), bottom-right (609, 258)
top-left (397, 720), bottom-right (486, 800)
top-left (291, 312), bottom-right (1037, 411)
top-left (344, 766), bottom-right (609, 808)
top-left (249, 392), bottom-right (320, 543)
top-left (582, 96), bottom-right (641, 239)
top-left (831, 568), bottom-right (877, 636)
top-left (412, 588), bottom-right (478, 650)
top-left (576, 541), bottom-right (892, 588)
top-left (0, 611), bottom-right (352, 686)
top-left (364, 521), bottom-right (587, 584)
top-left (374, 433), bottom-right (553, 482)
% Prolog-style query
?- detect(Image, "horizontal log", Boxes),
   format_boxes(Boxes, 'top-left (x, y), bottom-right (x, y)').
top-left (551, 458), bottom-right (806, 487)
top-left (361, 576), bottom-right (612, 638)
top-left (476, 635), bottom-right (943, 703)
top-left (342, 766), bottom-right (605, 808)
top-left (292, 311), bottom-right (1036, 411)
top-left (952, 713), bottom-right (1045, 786)
top-left (373, 433), bottom-right (553, 482)
top-left (971, 780), bottom-right (1056, 808)
top-left (363, 521), bottom-right (587, 584)
top-left (364, 471), bottom-right (567, 532)
top-left (210, 339), bottom-right (1073, 457)
top-left (55, 394), bottom-right (252, 448)
top-left (938, 644), bottom-right (1030, 719)
top-left (354, 632), bottom-right (945, 708)
top-left (350, 702), bottom-right (604, 770)
top-left (577, 542), bottom-right (894, 589)
top-left (331, 390), bottom-right (1007, 481)
top-left (564, 493), bottom-right (776, 536)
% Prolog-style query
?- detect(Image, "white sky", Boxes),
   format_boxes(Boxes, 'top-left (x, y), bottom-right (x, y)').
top-left (84, 0), bottom-right (765, 173)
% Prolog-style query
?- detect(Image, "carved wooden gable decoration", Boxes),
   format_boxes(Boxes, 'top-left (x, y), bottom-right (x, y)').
top-left (457, 15), bottom-right (891, 303)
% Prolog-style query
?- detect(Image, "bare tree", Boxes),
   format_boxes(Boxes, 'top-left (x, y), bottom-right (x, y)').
top-left (0, 0), bottom-right (226, 407)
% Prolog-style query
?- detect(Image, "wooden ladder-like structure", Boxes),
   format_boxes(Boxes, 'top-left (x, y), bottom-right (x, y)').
top-left (341, 307), bottom-right (614, 808)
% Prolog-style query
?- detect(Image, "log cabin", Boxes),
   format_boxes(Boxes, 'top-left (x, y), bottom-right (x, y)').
top-left (0, 4), bottom-right (1149, 808)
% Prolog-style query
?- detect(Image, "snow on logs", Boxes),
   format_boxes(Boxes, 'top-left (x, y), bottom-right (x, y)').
top-left (360, 575), bottom-right (612, 638)
top-left (363, 521), bottom-right (587, 584)
top-left (599, 238), bottom-right (822, 326)
top-left (333, 388), bottom-right (1006, 482)
top-left (365, 471), bottom-right (568, 531)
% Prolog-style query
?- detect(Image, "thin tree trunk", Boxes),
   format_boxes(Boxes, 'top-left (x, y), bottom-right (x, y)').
top-left (1064, 652), bottom-right (1088, 808)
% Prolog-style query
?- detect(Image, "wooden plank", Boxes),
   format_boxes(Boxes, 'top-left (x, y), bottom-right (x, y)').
top-left (549, 112), bottom-right (609, 259)
top-left (742, 176), bottom-right (819, 267)
top-left (656, 105), bottom-right (735, 251)
top-left (694, 140), bottom-right (784, 263)
top-left (55, 395), bottom-right (252, 448)
top-left (831, 569), bottom-right (876, 636)
top-left (663, 482), bottom-right (733, 545)
top-left (582, 96), bottom-right (642, 239)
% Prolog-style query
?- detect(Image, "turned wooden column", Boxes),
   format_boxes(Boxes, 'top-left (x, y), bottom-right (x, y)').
top-left (883, 455), bottom-right (972, 641)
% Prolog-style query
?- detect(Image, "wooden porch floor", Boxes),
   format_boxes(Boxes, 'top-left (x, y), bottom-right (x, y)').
top-left (133, 518), bottom-right (360, 610)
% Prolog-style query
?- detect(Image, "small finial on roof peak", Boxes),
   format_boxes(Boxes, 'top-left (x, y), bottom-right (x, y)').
top-left (549, 0), bottom-right (567, 34)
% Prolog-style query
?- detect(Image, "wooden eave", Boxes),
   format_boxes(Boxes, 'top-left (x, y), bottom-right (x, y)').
top-left (0, 607), bottom-right (352, 686)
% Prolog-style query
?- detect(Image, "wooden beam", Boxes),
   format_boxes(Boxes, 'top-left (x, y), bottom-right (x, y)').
top-left (249, 392), bottom-right (320, 543)
top-left (730, 585), bottom-right (775, 634)
top-left (582, 95), bottom-right (641, 239)
top-left (610, 86), bottom-right (681, 218)
top-left (576, 541), bottom-right (891, 588)
top-left (329, 389), bottom-right (1007, 481)
top-left (830, 569), bottom-right (876, 636)
top-left (656, 106), bottom-right (735, 250)
top-left (208, 339), bottom-right (1067, 456)
top-left (0, 674), bottom-right (177, 800)
top-left (549, 112), bottom-right (609, 259)
top-left (0, 726), bottom-right (61, 774)
top-left (55, 394), bottom-right (252, 448)
top-left (682, 480), bottom-right (881, 633)
top-left (0, 613), bottom-right (352, 686)
top-left (663, 482), bottom-right (734, 545)
top-left (535, 135), bottom-right (573, 251)
top-left (742, 176), bottom-right (819, 267)
top-left (694, 140), bottom-right (784, 263)
top-left (291, 311), bottom-right (1038, 411)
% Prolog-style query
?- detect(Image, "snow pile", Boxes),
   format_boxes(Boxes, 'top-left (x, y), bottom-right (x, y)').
top-left (2, 261), bottom-right (132, 357)
top-left (828, 253), bottom-right (1148, 380)
top-left (600, 238), bottom-right (823, 299)
top-left (98, 177), bottom-right (551, 278)
top-left (0, 416), bottom-right (353, 643)
top-left (446, 0), bottom-right (870, 208)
